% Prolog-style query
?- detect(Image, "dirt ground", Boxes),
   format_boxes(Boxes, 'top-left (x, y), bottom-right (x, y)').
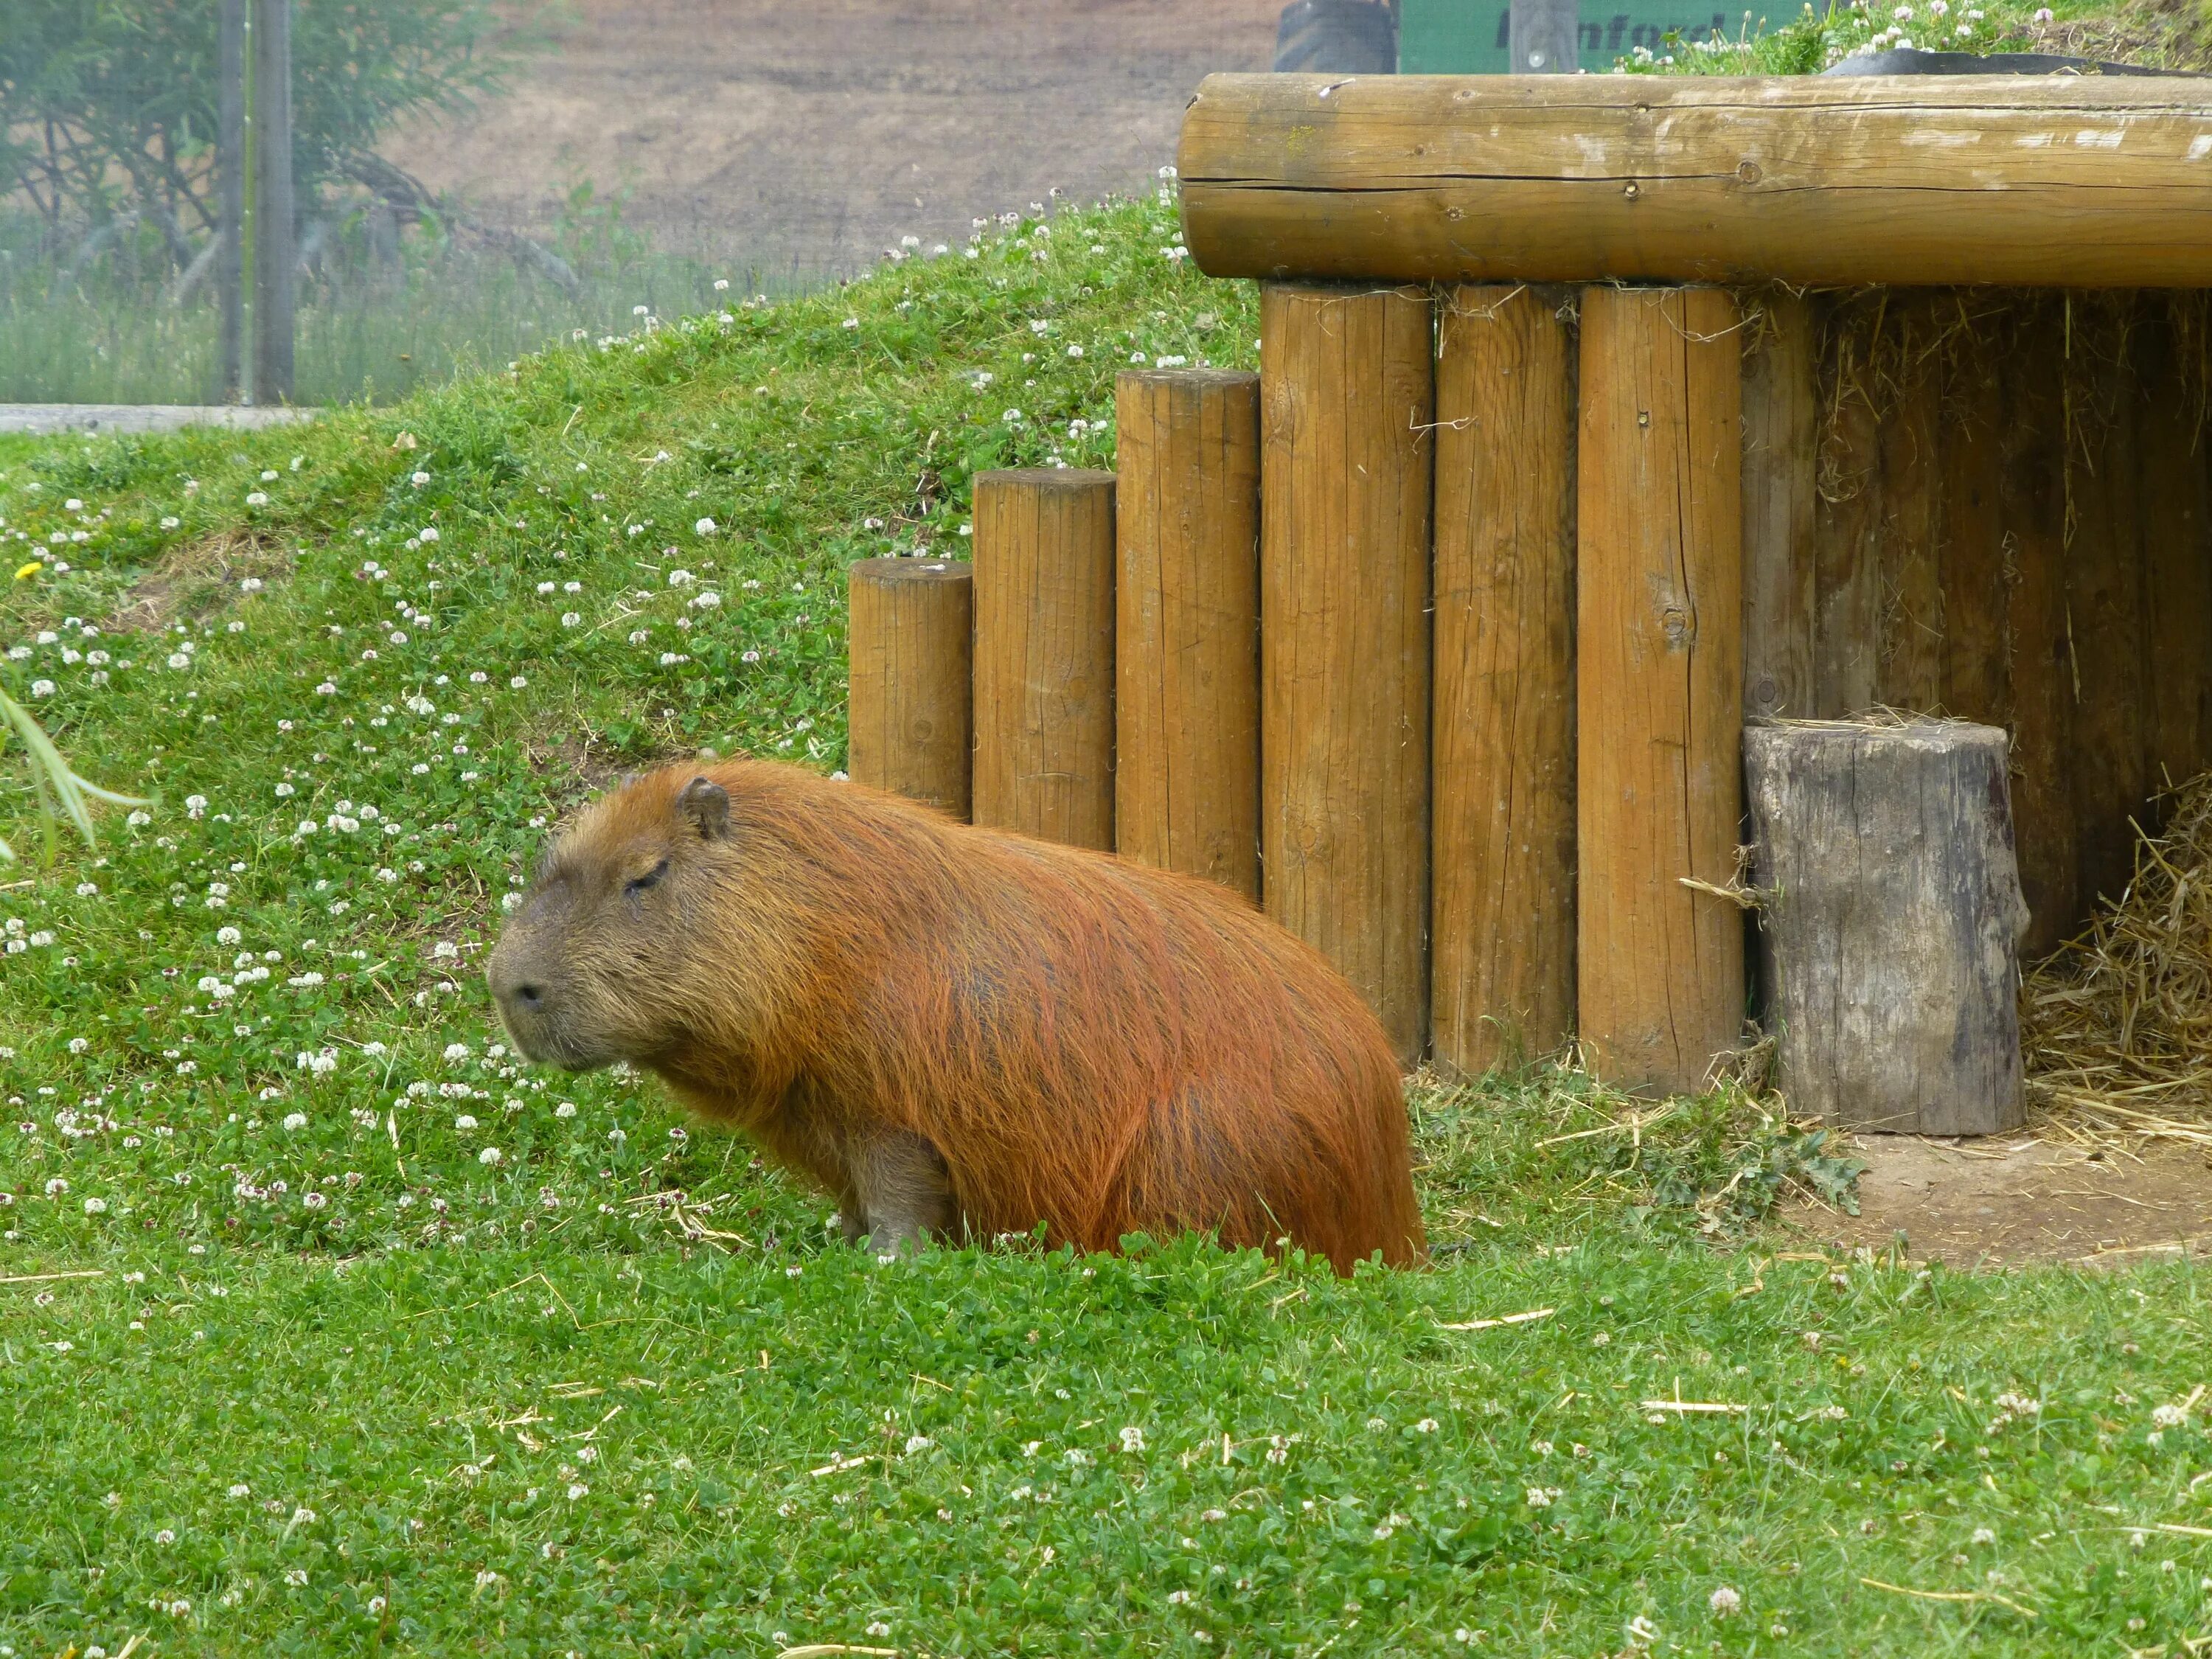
top-left (1780, 1131), bottom-right (2212, 1268)
top-left (384, 0), bottom-right (1284, 279)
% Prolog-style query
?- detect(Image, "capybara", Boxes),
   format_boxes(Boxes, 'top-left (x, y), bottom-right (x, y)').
top-left (486, 760), bottom-right (1425, 1271)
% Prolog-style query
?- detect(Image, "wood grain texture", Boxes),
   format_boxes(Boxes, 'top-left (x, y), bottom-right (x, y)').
top-left (1812, 308), bottom-right (1884, 717)
top-left (2001, 302), bottom-right (2077, 956)
top-left (1430, 284), bottom-right (1576, 1074)
top-left (971, 468), bottom-right (1117, 850)
top-left (1746, 719), bottom-right (2028, 1136)
top-left (1740, 290), bottom-right (1818, 721)
top-left (1113, 369), bottom-right (1263, 900)
top-left (1179, 74), bottom-right (2212, 288)
top-left (1939, 313), bottom-right (2011, 728)
top-left (1260, 282), bottom-right (1434, 1064)
top-left (846, 557), bottom-right (974, 819)
top-left (1576, 285), bottom-right (1746, 1096)
top-left (1876, 296), bottom-right (1945, 714)
top-left (2065, 311), bottom-right (2147, 911)
top-left (2138, 302), bottom-right (2212, 804)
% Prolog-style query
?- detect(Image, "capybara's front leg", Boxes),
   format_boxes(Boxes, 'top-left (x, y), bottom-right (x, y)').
top-left (850, 1129), bottom-right (957, 1256)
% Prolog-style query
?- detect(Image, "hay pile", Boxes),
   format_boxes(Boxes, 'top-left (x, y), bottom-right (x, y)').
top-left (2023, 773), bottom-right (2212, 1146)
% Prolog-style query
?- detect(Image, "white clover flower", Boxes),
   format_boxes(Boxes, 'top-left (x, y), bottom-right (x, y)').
top-left (411, 471), bottom-right (431, 487)
top-left (560, 611), bottom-right (581, 627)
top-left (1119, 1426), bottom-right (1146, 1453)
top-left (1710, 1586), bottom-right (1742, 1617)
top-left (29, 679), bottom-right (55, 698)
top-left (2153, 1403), bottom-right (2190, 1429)
top-left (479, 1146), bottom-right (504, 1165)
top-left (68, 1036), bottom-right (90, 1053)
top-left (566, 1481), bottom-right (588, 1500)
top-left (302, 1190), bottom-right (328, 1211)
top-left (218, 925), bottom-right (242, 945)
top-left (695, 518), bottom-right (717, 536)
top-left (419, 527), bottom-right (439, 543)
top-left (246, 491), bottom-right (269, 507)
top-left (554, 1101), bottom-right (577, 1119)
top-left (668, 569), bottom-right (695, 587)
top-left (160, 515), bottom-right (180, 529)
top-left (229, 1483), bottom-right (251, 1498)
top-left (83, 1196), bottom-right (107, 1214)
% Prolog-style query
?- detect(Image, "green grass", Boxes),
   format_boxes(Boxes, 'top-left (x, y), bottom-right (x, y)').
top-left (1, 183), bottom-right (2210, 1658)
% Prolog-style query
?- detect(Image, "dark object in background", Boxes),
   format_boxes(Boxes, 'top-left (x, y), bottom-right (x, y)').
top-left (1823, 47), bottom-right (2194, 74)
top-left (1273, 0), bottom-right (1399, 72)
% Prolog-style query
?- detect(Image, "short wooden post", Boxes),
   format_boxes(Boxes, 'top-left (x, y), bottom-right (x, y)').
top-left (1113, 369), bottom-right (1262, 901)
top-left (1747, 719), bottom-right (2028, 1135)
top-left (1740, 291), bottom-right (1818, 721)
top-left (1576, 285), bottom-right (1745, 1095)
top-left (971, 468), bottom-right (1117, 849)
top-left (846, 558), bottom-right (973, 819)
top-left (1260, 282), bottom-right (1434, 1064)
top-left (1431, 284), bottom-right (1575, 1072)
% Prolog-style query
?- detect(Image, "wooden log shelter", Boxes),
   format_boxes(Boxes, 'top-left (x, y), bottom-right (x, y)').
top-left (846, 72), bottom-right (2212, 1108)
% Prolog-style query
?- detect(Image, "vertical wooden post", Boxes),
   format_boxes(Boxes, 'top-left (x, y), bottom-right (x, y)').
top-left (1940, 317), bottom-right (2010, 727)
top-left (1113, 369), bottom-right (1262, 901)
top-left (1740, 290), bottom-right (1818, 720)
top-left (847, 558), bottom-right (974, 820)
top-left (217, 0), bottom-right (247, 403)
top-left (1812, 305), bottom-right (1883, 715)
top-left (1576, 285), bottom-right (1745, 1095)
top-left (2066, 302), bottom-right (2146, 911)
top-left (251, 0), bottom-right (295, 404)
top-left (1260, 282), bottom-right (1434, 1065)
top-left (2137, 299), bottom-right (2212, 803)
top-left (1877, 296), bottom-right (1944, 713)
top-left (2002, 301), bottom-right (2076, 955)
top-left (971, 469), bottom-right (1116, 849)
top-left (1431, 284), bottom-right (1576, 1073)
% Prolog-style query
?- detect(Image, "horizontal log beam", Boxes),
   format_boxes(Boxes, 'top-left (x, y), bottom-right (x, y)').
top-left (1178, 73), bottom-right (2212, 288)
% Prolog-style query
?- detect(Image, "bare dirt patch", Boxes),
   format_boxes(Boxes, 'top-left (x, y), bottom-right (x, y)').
top-left (384, 0), bottom-right (1284, 277)
top-left (105, 529), bottom-right (292, 635)
top-left (1780, 1133), bottom-right (2212, 1268)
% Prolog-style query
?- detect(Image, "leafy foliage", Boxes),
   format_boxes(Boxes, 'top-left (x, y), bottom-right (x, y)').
top-left (0, 0), bottom-right (507, 235)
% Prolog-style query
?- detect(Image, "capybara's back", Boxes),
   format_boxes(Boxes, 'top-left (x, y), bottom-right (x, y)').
top-left (488, 760), bottom-right (1425, 1272)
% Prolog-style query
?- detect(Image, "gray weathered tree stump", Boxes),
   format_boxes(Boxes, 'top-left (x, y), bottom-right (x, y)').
top-left (1745, 718), bottom-right (2030, 1135)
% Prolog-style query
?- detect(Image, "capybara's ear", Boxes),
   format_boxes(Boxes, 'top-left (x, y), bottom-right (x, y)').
top-left (678, 776), bottom-right (731, 841)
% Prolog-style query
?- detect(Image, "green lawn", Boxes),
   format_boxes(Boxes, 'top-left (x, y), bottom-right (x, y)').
top-left (1, 176), bottom-right (2209, 1657)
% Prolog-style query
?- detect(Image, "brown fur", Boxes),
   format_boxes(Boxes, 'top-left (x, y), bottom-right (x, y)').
top-left (486, 759), bottom-right (1425, 1271)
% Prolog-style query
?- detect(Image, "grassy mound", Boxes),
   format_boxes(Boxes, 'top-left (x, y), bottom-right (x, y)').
top-left (3, 192), bottom-right (2210, 1656)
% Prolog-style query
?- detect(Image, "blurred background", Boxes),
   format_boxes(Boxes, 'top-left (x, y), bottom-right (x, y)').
top-left (0, 0), bottom-right (1285, 406)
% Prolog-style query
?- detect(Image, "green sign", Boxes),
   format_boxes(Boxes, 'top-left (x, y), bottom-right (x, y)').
top-left (1399, 0), bottom-right (1733, 73)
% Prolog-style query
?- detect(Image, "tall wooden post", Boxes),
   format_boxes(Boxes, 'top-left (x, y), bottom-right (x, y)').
top-left (2139, 299), bottom-right (2212, 801)
top-left (1875, 296), bottom-right (1944, 713)
top-left (218, 0), bottom-right (247, 403)
top-left (1114, 369), bottom-right (1262, 901)
top-left (847, 558), bottom-right (974, 820)
top-left (1576, 285), bottom-right (1745, 1095)
top-left (2002, 302), bottom-right (2076, 955)
top-left (971, 469), bottom-right (1117, 849)
top-left (1260, 282), bottom-right (1434, 1065)
top-left (1430, 285), bottom-right (1576, 1073)
top-left (1740, 291), bottom-right (1818, 721)
top-left (251, 0), bottom-right (296, 404)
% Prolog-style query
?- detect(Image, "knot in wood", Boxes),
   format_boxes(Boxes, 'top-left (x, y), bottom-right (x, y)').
top-left (1623, 181), bottom-right (1641, 200)
top-left (1736, 159), bottom-right (1762, 184)
top-left (1660, 606), bottom-right (1693, 649)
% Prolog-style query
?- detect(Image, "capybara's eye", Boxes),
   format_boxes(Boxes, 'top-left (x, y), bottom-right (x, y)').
top-left (625, 858), bottom-right (670, 897)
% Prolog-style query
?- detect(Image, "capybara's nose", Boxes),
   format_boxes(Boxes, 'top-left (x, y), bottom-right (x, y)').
top-left (511, 981), bottom-right (544, 1009)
